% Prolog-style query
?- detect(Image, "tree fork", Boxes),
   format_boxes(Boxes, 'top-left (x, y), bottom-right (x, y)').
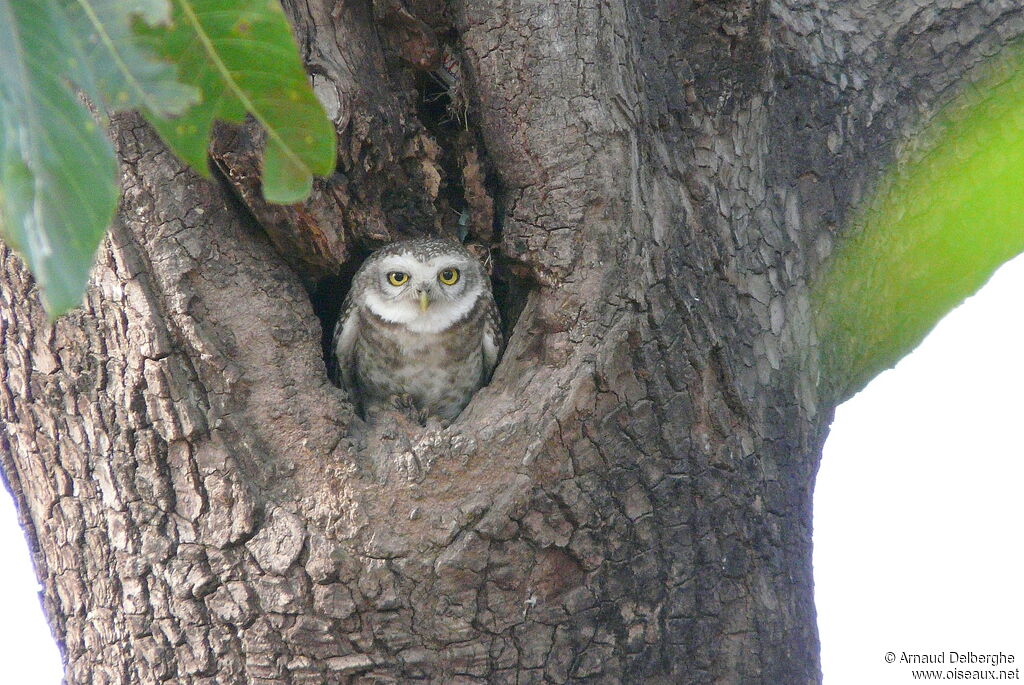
top-left (2, 0), bottom-right (1022, 683)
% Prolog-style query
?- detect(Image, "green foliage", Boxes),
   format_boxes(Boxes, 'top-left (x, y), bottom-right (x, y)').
top-left (0, 0), bottom-right (335, 316)
top-left (815, 53), bottom-right (1024, 403)
top-left (59, 0), bottom-right (200, 115)
top-left (140, 0), bottom-right (336, 203)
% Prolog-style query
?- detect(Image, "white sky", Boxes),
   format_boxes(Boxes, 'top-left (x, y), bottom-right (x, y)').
top-left (0, 256), bottom-right (1022, 683)
top-left (0, 487), bottom-right (62, 683)
top-left (815, 253), bottom-right (1024, 683)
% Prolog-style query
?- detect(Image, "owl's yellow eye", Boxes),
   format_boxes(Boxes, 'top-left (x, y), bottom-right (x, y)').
top-left (387, 271), bottom-right (409, 286)
top-left (438, 268), bottom-right (460, 286)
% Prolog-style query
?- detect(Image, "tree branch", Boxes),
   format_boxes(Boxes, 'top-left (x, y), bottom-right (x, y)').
top-left (771, 1), bottom-right (1024, 402)
top-left (814, 55), bottom-right (1024, 403)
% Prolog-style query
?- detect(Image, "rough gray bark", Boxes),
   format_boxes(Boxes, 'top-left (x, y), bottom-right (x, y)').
top-left (1, 1), bottom-right (1020, 682)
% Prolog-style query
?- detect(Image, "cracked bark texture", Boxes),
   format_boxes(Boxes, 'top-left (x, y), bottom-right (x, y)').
top-left (1, 1), bottom-right (1020, 683)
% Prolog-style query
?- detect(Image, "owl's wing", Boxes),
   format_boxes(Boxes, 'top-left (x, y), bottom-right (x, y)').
top-left (481, 291), bottom-right (504, 382)
top-left (330, 290), bottom-right (360, 391)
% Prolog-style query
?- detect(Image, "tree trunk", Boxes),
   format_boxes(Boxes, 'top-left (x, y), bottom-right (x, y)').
top-left (1, 1), bottom-right (1019, 682)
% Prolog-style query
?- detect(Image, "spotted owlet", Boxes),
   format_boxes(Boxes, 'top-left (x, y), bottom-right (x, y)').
top-left (331, 238), bottom-right (503, 421)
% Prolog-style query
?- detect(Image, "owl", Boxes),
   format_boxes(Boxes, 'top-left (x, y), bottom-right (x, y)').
top-left (331, 238), bottom-right (503, 421)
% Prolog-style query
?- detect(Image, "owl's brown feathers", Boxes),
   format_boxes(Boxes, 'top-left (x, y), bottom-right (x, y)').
top-left (332, 239), bottom-right (502, 421)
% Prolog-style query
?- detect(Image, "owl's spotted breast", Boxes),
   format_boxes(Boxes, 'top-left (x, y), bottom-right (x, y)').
top-left (332, 238), bottom-right (503, 421)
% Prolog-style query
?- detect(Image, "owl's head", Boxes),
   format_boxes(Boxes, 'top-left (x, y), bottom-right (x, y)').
top-left (356, 238), bottom-right (488, 333)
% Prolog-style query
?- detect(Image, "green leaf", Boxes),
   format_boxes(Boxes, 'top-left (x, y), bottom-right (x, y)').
top-left (0, 0), bottom-right (119, 314)
top-left (0, 0), bottom-right (332, 315)
top-left (142, 0), bottom-right (337, 203)
top-left (814, 53), bottom-right (1024, 403)
top-left (0, 0), bottom-right (202, 314)
top-left (57, 0), bottom-right (199, 116)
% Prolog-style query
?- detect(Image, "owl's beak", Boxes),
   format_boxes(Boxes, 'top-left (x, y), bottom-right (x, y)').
top-left (419, 290), bottom-right (430, 312)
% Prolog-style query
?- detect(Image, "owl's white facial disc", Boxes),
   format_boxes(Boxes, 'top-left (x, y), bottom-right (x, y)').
top-left (364, 254), bottom-right (483, 333)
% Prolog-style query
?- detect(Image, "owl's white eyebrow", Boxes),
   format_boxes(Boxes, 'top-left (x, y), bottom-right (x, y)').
top-left (379, 256), bottom-right (466, 272)
top-left (377, 257), bottom-right (418, 271)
